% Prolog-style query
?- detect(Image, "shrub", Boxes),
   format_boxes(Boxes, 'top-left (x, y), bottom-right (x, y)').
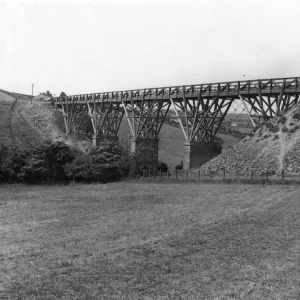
top-left (64, 141), bottom-right (130, 183)
top-left (279, 116), bottom-right (287, 124)
top-left (265, 122), bottom-right (273, 129)
top-left (270, 126), bottom-right (280, 133)
top-left (18, 157), bottom-right (49, 183)
top-left (273, 135), bottom-right (279, 140)
top-left (293, 112), bottom-right (300, 120)
top-left (281, 126), bottom-right (289, 133)
top-left (0, 146), bottom-right (28, 182)
top-left (157, 161), bottom-right (168, 172)
top-left (289, 128), bottom-right (296, 134)
top-left (175, 160), bottom-right (183, 170)
top-left (289, 122), bottom-right (295, 126)
top-left (295, 125), bottom-right (300, 130)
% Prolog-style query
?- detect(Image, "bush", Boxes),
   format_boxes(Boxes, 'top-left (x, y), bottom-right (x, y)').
top-left (273, 135), bottom-right (279, 140)
top-left (279, 116), bottom-right (287, 124)
top-left (0, 146), bottom-right (28, 182)
top-left (175, 160), bottom-right (183, 170)
top-left (0, 142), bottom-right (74, 184)
top-left (64, 141), bottom-right (130, 183)
top-left (289, 128), bottom-right (296, 134)
top-left (281, 126), bottom-right (289, 133)
top-left (270, 126), bottom-right (280, 133)
top-left (293, 112), bottom-right (300, 120)
top-left (265, 122), bottom-right (273, 129)
top-left (157, 161), bottom-right (168, 172)
top-left (289, 122), bottom-right (295, 126)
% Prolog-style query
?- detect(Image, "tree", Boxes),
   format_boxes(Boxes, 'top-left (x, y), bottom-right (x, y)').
top-left (59, 92), bottom-right (67, 97)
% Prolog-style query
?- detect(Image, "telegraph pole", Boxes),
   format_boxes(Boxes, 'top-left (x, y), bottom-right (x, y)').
top-left (31, 84), bottom-right (34, 104)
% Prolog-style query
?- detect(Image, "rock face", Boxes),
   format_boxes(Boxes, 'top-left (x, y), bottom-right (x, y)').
top-left (200, 104), bottom-right (300, 177)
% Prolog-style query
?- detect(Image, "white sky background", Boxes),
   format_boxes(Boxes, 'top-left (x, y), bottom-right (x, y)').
top-left (1, 0), bottom-right (300, 96)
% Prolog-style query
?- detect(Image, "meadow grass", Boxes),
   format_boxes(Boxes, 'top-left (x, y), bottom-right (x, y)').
top-left (1, 182), bottom-right (300, 299)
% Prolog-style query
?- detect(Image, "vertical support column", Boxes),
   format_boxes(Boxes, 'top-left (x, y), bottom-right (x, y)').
top-left (183, 141), bottom-right (221, 170)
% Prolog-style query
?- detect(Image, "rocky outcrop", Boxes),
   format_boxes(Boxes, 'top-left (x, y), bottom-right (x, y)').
top-left (200, 104), bottom-right (300, 177)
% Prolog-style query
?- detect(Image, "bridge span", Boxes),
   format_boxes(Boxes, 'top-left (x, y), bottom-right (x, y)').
top-left (55, 76), bottom-right (300, 169)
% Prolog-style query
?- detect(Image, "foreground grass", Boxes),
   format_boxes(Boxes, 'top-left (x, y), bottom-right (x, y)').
top-left (1, 182), bottom-right (300, 299)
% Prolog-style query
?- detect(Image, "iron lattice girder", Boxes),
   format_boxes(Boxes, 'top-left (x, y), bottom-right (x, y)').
top-left (171, 95), bottom-right (233, 142)
top-left (61, 103), bottom-right (89, 135)
top-left (87, 101), bottom-right (124, 136)
top-left (55, 76), bottom-right (300, 140)
top-left (122, 92), bottom-right (171, 139)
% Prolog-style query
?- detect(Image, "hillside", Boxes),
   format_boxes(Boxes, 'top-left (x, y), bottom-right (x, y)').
top-left (10, 99), bottom-right (91, 152)
top-left (0, 91), bottom-right (17, 147)
top-left (200, 104), bottom-right (300, 176)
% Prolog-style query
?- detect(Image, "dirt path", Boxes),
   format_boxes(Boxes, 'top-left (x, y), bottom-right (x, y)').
top-left (11, 99), bottom-right (91, 152)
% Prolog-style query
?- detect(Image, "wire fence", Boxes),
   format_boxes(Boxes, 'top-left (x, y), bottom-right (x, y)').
top-left (137, 167), bottom-right (300, 185)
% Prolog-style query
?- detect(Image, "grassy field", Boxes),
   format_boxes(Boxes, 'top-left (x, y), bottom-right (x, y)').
top-left (1, 182), bottom-right (300, 299)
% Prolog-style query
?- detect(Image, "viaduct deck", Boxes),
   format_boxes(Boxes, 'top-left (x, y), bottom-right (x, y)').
top-left (55, 77), bottom-right (300, 104)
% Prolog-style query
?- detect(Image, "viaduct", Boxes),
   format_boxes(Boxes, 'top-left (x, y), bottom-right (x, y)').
top-left (55, 77), bottom-right (300, 169)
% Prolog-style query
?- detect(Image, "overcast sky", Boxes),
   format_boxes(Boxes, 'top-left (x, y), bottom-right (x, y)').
top-left (1, 0), bottom-right (300, 96)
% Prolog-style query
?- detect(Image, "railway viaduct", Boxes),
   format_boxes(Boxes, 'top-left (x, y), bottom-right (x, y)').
top-left (55, 77), bottom-right (300, 169)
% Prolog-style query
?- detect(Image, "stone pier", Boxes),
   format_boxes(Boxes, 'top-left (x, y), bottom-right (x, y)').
top-left (130, 137), bottom-right (159, 169)
top-left (183, 141), bottom-right (222, 170)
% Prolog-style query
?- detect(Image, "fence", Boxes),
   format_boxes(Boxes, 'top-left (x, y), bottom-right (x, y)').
top-left (138, 167), bottom-right (300, 185)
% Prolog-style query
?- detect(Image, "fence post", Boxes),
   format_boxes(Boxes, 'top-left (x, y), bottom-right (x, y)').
top-left (148, 168), bottom-right (151, 177)
top-left (186, 169), bottom-right (189, 180)
top-left (167, 169), bottom-right (170, 179)
top-left (266, 171), bottom-right (268, 181)
top-left (160, 169), bottom-right (162, 180)
top-left (223, 168), bottom-right (226, 180)
top-left (175, 168), bottom-right (177, 179)
top-left (251, 170), bottom-right (254, 181)
top-left (281, 169), bottom-right (284, 180)
top-left (209, 167), bottom-right (212, 180)
top-left (237, 169), bottom-right (240, 181)
top-left (198, 169), bottom-right (200, 180)
top-left (154, 169), bottom-right (156, 178)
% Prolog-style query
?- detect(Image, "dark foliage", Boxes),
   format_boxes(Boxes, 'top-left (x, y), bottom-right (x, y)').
top-left (289, 128), bottom-right (296, 134)
top-left (281, 126), bottom-right (289, 133)
top-left (0, 142), bottom-right (74, 183)
top-left (0, 146), bottom-right (28, 182)
top-left (292, 112), bottom-right (300, 120)
top-left (278, 116), bottom-right (287, 124)
top-left (64, 141), bottom-right (130, 183)
top-left (265, 122), bottom-right (273, 129)
top-left (175, 160), bottom-right (183, 170)
top-left (157, 161), bottom-right (168, 172)
top-left (270, 126), bottom-right (280, 133)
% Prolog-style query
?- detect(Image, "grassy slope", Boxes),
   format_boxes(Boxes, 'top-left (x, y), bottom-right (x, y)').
top-left (1, 183), bottom-right (300, 299)
top-left (0, 91), bottom-right (15, 147)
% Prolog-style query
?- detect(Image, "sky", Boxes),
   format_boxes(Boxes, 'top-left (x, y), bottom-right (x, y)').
top-left (1, 0), bottom-right (300, 96)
